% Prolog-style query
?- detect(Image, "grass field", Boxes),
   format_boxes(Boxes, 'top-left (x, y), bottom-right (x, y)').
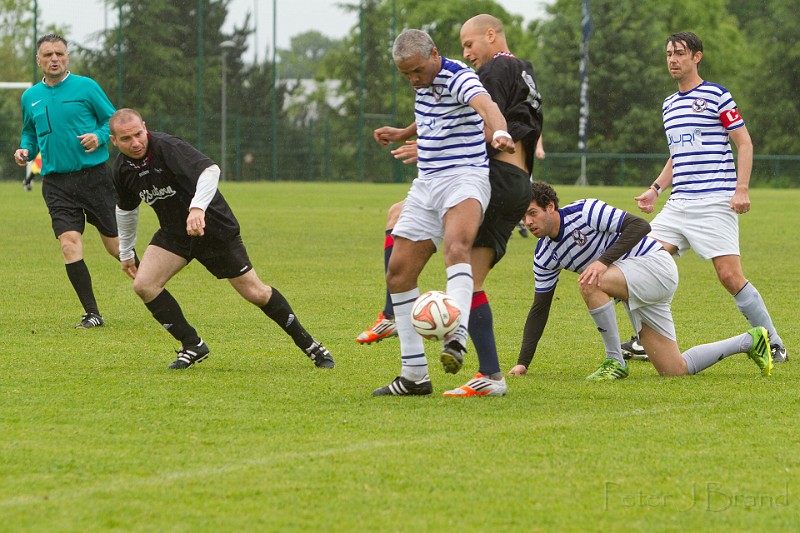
top-left (1, 181), bottom-right (798, 532)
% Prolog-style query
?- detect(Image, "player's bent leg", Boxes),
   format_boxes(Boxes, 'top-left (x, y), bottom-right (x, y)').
top-left (132, 245), bottom-right (187, 302)
top-left (228, 269), bottom-right (272, 306)
top-left (638, 324), bottom-right (687, 376)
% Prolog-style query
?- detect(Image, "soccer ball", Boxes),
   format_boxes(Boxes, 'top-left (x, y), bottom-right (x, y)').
top-left (411, 290), bottom-right (461, 340)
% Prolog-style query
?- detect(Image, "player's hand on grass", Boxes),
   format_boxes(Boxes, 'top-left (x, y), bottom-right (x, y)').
top-left (508, 364), bottom-right (528, 376)
top-left (391, 141), bottom-right (418, 164)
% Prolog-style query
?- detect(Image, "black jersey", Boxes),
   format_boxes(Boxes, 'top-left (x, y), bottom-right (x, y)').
top-left (112, 131), bottom-right (240, 240)
top-left (478, 53), bottom-right (543, 173)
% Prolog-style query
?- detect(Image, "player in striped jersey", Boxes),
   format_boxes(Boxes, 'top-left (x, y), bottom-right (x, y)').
top-left (509, 182), bottom-right (772, 379)
top-left (633, 32), bottom-right (787, 364)
top-left (372, 29), bottom-right (515, 396)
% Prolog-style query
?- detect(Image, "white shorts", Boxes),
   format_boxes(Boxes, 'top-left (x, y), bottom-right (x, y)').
top-left (392, 167), bottom-right (490, 249)
top-left (649, 197), bottom-right (739, 259)
top-left (616, 249), bottom-right (679, 341)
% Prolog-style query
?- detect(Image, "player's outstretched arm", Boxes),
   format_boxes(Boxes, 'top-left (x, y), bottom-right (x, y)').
top-left (511, 289), bottom-right (555, 375)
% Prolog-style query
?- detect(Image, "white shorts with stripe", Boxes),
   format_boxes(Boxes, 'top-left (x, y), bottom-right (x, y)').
top-left (392, 167), bottom-right (490, 249)
top-left (616, 249), bottom-right (679, 341)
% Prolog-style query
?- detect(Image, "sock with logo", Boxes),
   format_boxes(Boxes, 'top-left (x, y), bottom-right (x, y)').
top-left (261, 287), bottom-right (313, 350)
top-left (391, 287), bottom-right (428, 382)
top-left (144, 289), bottom-right (200, 346)
top-left (588, 300), bottom-right (624, 364)
top-left (682, 332), bottom-right (754, 374)
top-left (734, 281), bottom-right (784, 349)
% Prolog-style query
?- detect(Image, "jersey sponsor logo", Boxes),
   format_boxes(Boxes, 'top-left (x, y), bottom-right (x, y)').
top-left (521, 71), bottom-right (542, 111)
top-left (139, 184), bottom-right (177, 205)
top-left (667, 130), bottom-right (699, 147)
top-left (691, 98), bottom-right (707, 112)
top-left (720, 108), bottom-right (741, 128)
top-left (32, 99), bottom-right (42, 107)
top-left (571, 229), bottom-right (588, 246)
top-left (418, 118), bottom-right (436, 129)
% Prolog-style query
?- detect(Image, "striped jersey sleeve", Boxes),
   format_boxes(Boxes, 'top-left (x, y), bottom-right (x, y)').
top-left (414, 57), bottom-right (489, 176)
top-left (533, 199), bottom-right (663, 293)
top-left (662, 81), bottom-right (743, 199)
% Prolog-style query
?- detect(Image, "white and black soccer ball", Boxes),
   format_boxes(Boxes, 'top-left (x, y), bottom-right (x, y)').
top-left (411, 290), bottom-right (461, 340)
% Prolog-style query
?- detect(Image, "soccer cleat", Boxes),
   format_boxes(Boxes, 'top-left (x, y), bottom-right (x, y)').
top-left (621, 336), bottom-right (649, 361)
top-left (771, 344), bottom-right (788, 364)
top-left (372, 374), bottom-right (433, 396)
top-left (442, 373), bottom-right (507, 397)
top-left (305, 341), bottom-right (335, 368)
top-left (75, 312), bottom-right (104, 329)
top-left (169, 339), bottom-right (210, 369)
top-left (746, 327), bottom-right (772, 377)
top-left (586, 359), bottom-right (629, 381)
top-left (516, 220), bottom-right (530, 238)
top-left (440, 339), bottom-right (466, 374)
top-left (356, 312), bottom-right (397, 344)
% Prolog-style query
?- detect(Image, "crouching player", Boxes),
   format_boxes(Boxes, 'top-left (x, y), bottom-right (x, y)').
top-left (509, 182), bottom-right (772, 379)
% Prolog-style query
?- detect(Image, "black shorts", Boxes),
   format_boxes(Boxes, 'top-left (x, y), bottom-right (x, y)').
top-left (149, 229), bottom-right (253, 279)
top-left (473, 159), bottom-right (532, 266)
top-left (41, 163), bottom-right (118, 239)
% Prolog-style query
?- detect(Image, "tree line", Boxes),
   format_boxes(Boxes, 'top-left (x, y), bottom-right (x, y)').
top-left (1, 0), bottom-right (797, 182)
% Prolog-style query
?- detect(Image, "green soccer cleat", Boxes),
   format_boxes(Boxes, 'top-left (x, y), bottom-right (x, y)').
top-left (746, 327), bottom-right (773, 377)
top-left (586, 358), bottom-right (629, 381)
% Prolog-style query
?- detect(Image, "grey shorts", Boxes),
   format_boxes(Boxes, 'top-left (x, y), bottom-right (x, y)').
top-left (616, 249), bottom-right (679, 340)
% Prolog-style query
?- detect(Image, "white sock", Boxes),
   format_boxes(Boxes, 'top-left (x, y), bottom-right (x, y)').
top-left (445, 263), bottom-right (473, 346)
top-left (681, 332), bottom-right (753, 375)
top-left (734, 282), bottom-right (783, 348)
top-left (391, 288), bottom-right (428, 381)
top-left (588, 301), bottom-right (624, 364)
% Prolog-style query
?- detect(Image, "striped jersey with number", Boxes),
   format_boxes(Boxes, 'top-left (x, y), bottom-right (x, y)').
top-left (414, 56), bottom-right (489, 176)
top-left (662, 81), bottom-right (744, 199)
top-left (533, 199), bottom-right (663, 293)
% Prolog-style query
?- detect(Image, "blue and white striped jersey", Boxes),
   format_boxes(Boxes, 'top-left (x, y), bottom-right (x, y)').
top-left (414, 56), bottom-right (489, 176)
top-left (662, 81), bottom-right (744, 200)
top-left (533, 199), bottom-right (663, 293)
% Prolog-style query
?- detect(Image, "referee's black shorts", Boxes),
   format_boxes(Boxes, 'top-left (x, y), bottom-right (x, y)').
top-left (473, 159), bottom-right (532, 266)
top-left (41, 163), bottom-right (118, 239)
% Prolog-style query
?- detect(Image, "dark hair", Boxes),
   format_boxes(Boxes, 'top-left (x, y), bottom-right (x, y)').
top-left (37, 33), bottom-right (68, 51)
top-left (531, 181), bottom-right (559, 210)
top-left (109, 108), bottom-right (144, 134)
top-left (666, 32), bottom-right (703, 56)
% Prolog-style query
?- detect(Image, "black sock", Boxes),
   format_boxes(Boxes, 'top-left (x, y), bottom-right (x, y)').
top-left (65, 259), bottom-right (99, 315)
top-left (261, 287), bottom-right (313, 350)
top-left (144, 289), bottom-right (200, 346)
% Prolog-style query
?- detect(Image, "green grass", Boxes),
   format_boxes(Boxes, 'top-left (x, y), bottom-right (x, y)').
top-left (1, 181), bottom-right (798, 532)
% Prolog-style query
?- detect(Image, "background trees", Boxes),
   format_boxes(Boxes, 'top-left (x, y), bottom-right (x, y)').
top-left (1, 0), bottom-right (798, 182)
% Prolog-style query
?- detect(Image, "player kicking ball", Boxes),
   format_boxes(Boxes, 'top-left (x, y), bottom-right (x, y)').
top-left (108, 108), bottom-right (334, 370)
top-left (509, 182), bottom-right (772, 379)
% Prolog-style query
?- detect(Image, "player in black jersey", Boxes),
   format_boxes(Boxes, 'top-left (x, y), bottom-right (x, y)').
top-left (108, 108), bottom-right (334, 370)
